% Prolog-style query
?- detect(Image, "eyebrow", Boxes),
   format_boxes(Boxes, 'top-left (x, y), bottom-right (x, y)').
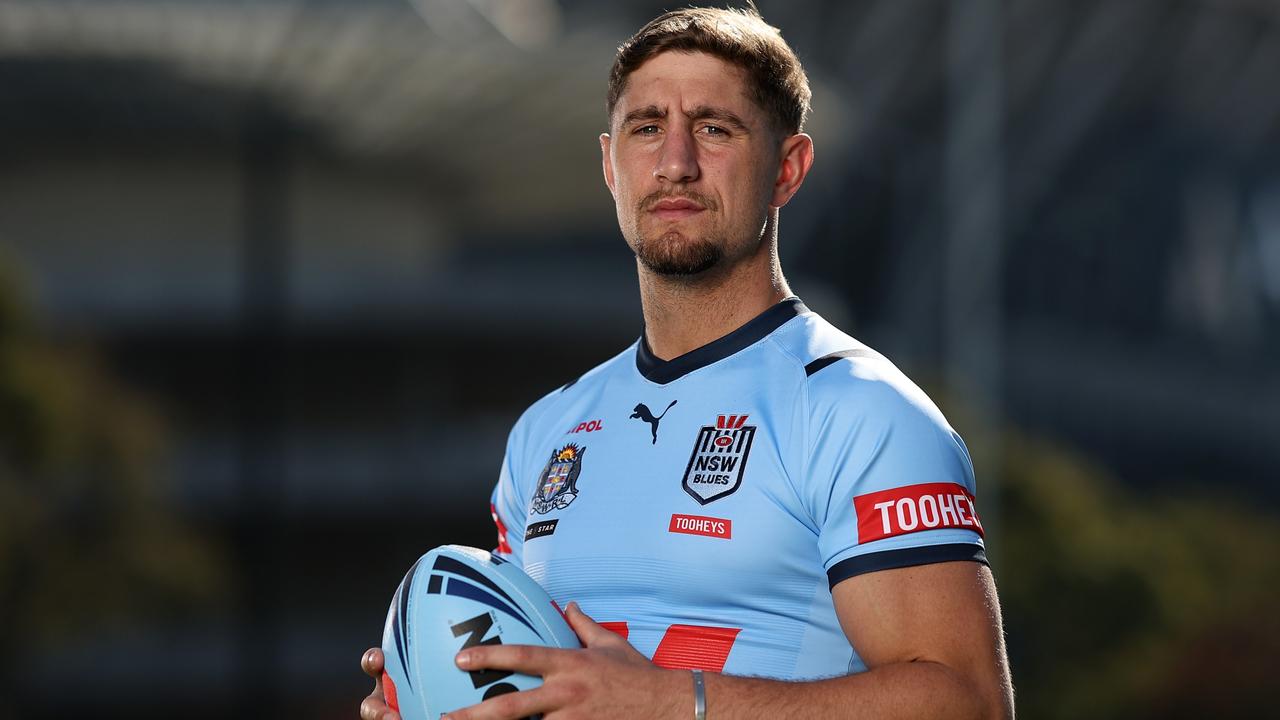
top-left (620, 104), bottom-right (751, 132)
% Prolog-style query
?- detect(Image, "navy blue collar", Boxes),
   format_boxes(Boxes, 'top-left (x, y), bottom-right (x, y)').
top-left (635, 297), bottom-right (808, 384)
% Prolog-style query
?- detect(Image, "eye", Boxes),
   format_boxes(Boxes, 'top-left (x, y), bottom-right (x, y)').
top-left (700, 125), bottom-right (729, 137)
top-left (635, 124), bottom-right (660, 135)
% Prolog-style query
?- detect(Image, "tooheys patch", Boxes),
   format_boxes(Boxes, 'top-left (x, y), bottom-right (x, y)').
top-left (853, 482), bottom-right (984, 543)
top-left (682, 414), bottom-right (755, 505)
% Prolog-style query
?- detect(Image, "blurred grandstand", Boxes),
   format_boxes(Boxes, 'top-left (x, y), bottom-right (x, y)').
top-left (0, 1), bottom-right (1277, 718)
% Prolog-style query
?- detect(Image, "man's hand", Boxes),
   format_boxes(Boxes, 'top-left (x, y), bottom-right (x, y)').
top-left (360, 647), bottom-right (401, 720)
top-left (443, 602), bottom-right (685, 720)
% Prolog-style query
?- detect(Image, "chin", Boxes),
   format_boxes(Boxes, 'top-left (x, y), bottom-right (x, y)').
top-left (636, 236), bottom-right (722, 277)
top-left (644, 259), bottom-right (720, 277)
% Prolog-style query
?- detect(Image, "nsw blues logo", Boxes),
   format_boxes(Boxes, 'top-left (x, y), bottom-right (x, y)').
top-left (682, 414), bottom-right (756, 505)
top-left (530, 443), bottom-right (584, 515)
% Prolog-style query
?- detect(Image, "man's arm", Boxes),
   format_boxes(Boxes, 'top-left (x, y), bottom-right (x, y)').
top-left (442, 559), bottom-right (1013, 720)
top-left (689, 561), bottom-right (1013, 719)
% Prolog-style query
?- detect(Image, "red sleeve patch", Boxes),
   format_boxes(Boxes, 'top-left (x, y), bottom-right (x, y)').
top-left (853, 482), bottom-right (984, 543)
top-left (490, 502), bottom-right (513, 555)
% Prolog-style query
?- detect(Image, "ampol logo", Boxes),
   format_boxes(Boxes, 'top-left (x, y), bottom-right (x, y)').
top-left (568, 419), bottom-right (604, 434)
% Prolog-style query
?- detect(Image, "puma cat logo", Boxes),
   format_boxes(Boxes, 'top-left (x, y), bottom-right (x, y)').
top-left (630, 400), bottom-right (678, 444)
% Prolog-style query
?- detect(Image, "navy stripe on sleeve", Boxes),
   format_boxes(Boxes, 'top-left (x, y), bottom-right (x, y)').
top-left (804, 348), bottom-right (881, 377)
top-left (827, 543), bottom-right (988, 589)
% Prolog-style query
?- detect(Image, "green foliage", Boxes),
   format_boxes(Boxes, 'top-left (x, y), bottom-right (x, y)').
top-left (997, 435), bottom-right (1280, 719)
top-left (0, 260), bottom-right (226, 653)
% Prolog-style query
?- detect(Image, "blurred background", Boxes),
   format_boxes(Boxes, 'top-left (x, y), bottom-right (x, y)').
top-left (1, 0), bottom-right (1278, 717)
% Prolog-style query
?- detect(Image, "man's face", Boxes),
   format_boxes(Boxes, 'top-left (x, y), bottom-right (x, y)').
top-left (601, 51), bottom-right (783, 277)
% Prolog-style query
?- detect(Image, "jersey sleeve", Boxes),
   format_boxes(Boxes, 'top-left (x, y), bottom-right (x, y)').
top-left (489, 429), bottom-right (528, 566)
top-left (488, 385), bottom-right (567, 567)
top-left (803, 358), bottom-right (987, 589)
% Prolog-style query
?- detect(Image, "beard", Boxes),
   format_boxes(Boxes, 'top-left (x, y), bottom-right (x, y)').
top-left (630, 189), bottom-right (723, 276)
top-left (633, 230), bottom-right (723, 276)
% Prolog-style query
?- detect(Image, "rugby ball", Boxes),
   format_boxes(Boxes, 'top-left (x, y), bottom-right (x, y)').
top-left (380, 545), bottom-right (580, 719)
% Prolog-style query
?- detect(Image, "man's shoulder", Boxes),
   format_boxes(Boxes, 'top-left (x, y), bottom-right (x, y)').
top-left (775, 311), bottom-right (950, 429)
top-left (555, 341), bottom-right (636, 395)
top-left (782, 313), bottom-right (972, 502)
top-left (769, 309), bottom-right (892, 388)
top-left (510, 341), bottom-right (638, 432)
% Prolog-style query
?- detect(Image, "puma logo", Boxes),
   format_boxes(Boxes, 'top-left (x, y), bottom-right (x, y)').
top-left (630, 400), bottom-right (678, 444)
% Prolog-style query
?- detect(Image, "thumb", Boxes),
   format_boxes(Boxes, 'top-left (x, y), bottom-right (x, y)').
top-left (564, 601), bottom-right (621, 648)
top-left (362, 647), bottom-right (385, 677)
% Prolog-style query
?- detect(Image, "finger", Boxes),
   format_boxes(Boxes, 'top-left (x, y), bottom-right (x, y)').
top-left (456, 643), bottom-right (567, 676)
top-left (360, 694), bottom-right (401, 720)
top-left (361, 648), bottom-right (398, 720)
top-left (565, 601), bottom-right (590, 621)
top-left (565, 602), bottom-right (622, 648)
top-left (443, 684), bottom-right (561, 720)
top-left (362, 647), bottom-right (385, 677)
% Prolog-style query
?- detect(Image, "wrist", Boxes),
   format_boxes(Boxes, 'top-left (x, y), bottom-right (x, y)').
top-left (656, 667), bottom-right (695, 720)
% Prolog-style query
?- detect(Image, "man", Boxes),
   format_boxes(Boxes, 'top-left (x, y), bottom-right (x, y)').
top-left (363, 7), bottom-right (1013, 719)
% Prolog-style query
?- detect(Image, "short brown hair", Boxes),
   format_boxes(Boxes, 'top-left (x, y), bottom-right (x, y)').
top-left (606, 6), bottom-right (812, 136)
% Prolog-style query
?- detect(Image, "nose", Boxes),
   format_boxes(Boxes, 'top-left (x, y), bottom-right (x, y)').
top-left (653, 130), bottom-right (699, 184)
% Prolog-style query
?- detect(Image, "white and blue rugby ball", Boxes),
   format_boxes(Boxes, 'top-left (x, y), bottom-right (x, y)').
top-left (380, 545), bottom-right (581, 719)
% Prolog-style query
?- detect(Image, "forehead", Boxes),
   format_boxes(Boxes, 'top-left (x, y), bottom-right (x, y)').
top-left (615, 51), bottom-right (755, 115)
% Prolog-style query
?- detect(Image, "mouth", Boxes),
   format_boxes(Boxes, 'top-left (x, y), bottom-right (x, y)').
top-left (648, 197), bottom-right (706, 222)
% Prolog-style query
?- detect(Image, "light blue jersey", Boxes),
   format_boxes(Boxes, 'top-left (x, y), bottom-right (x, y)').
top-left (489, 298), bottom-right (986, 680)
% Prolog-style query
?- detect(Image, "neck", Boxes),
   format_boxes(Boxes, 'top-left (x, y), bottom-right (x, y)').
top-left (638, 220), bottom-right (792, 361)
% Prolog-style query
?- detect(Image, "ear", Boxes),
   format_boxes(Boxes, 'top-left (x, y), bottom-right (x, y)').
top-left (770, 133), bottom-right (814, 209)
top-left (600, 133), bottom-right (617, 199)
